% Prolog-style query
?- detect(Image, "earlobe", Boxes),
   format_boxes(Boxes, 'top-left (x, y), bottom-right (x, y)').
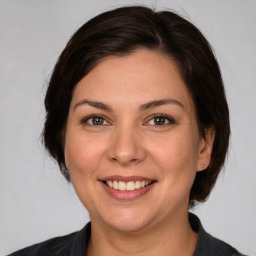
top-left (197, 126), bottom-right (215, 171)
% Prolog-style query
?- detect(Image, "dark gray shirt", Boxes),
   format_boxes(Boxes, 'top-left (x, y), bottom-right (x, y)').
top-left (8, 214), bottom-right (246, 256)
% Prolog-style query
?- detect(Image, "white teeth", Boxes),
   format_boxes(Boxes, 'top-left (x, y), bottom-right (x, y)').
top-left (106, 180), bottom-right (113, 188)
top-left (113, 180), bottom-right (118, 189)
top-left (119, 181), bottom-right (126, 191)
top-left (105, 180), bottom-right (152, 191)
top-left (135, 181), bottom-right (141, 189)
top-left (126, 181), bottom-right (135, 191)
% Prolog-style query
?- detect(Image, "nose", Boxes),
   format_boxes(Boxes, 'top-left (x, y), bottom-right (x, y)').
top-left (107, 125), bottom-right (146, 165)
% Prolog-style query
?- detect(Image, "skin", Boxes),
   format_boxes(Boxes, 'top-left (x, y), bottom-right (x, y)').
top-left (64, 49), bottom-right (215, 256)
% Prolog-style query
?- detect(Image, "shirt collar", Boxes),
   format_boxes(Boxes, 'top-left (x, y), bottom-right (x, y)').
top-left (70, 213), bottom-right (241, 256)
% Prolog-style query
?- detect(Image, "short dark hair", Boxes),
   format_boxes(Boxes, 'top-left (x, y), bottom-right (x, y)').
top-left (43, 6), bottom-right (230, 207)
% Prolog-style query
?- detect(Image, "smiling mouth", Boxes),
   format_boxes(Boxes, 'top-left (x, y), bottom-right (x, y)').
top-left (103, 180), bottom-right (153, 191)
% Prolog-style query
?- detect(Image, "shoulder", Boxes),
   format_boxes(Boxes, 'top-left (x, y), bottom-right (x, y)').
top-left (189, 213), bottom-right (247, 256)
top-left (7, 223), bottom-right (91, 256)
top-left (7, 231), bottom-right (76, 256)
top-left (195, 229), bottom-right (246, 256)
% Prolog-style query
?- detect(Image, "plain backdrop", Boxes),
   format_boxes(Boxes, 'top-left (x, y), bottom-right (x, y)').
top-left (0, 0), bottom-right (255, 255)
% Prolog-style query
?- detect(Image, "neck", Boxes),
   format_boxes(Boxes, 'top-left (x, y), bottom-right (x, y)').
top-left (87, 212), bottom-right (198, 256)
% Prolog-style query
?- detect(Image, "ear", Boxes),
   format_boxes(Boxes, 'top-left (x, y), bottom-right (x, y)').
top-left (197, 126), bottom-right (215, 172)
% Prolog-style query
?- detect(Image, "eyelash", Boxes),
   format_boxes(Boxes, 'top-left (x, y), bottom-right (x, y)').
top-left (81, 114), bottom-right (176, 127)
top-left (81, 115), bottom-right (110, 126)
top-left (145, 114), bottom-right (176, 126)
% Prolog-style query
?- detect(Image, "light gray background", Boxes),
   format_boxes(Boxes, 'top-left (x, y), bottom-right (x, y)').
top-left (1, 0), bottom-right (255, 255)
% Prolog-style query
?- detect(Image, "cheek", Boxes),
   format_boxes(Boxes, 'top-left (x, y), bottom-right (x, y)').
top-left (158, 134), bottom-right (199, 198)
top-left (64, 132), bottom-right (107, 177)
top-left (64, 133), bottom-right (109, 210)
top-left (149, 131), bottom-right (199, 171)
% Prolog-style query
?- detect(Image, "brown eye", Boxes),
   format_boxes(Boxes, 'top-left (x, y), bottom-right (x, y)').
top-left (83, 115), bottom-right (109, 125)
top-left (146, 115), bottom-right (175, 126)
top-left (154, 117), bottom-right (166, 125)
top-left (92, 117), bottom-right (104, 125)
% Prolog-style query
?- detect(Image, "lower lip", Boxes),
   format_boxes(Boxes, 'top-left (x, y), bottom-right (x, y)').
top-left (101, 182), bottom-right (155, 200)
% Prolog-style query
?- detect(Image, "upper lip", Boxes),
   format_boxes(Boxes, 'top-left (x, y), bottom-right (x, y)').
top-left (99, 175), bottom-right (155, 182)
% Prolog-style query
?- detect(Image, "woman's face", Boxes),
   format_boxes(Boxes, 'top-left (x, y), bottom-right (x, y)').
top-left (64, 49), bottom-right (213, 232)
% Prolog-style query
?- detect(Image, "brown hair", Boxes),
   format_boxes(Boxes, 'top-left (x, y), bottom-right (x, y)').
top-left (43, 6), bottom-right (230, 207)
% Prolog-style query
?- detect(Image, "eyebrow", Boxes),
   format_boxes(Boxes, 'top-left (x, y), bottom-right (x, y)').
top-left (139, 99), bottom-right (184, 111)
top-left (73, 98), bottom-right (184, 112)
top-left (73, 99), bottom-right (113, 112)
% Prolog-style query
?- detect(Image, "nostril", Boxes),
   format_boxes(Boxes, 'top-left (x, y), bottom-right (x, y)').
top-left (110, 156), bottom-right (141, 165)
top-left (107, 132), bottom-right (147, 165)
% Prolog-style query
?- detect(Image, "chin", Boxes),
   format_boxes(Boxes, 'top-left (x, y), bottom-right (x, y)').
top-left (93, 209), bottom-right (156, 233)
top-left (107, 218), bottom-right (150, 233)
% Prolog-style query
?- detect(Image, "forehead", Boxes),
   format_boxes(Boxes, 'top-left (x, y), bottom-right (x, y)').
top-left (71, 49), bottom-right (194, 112)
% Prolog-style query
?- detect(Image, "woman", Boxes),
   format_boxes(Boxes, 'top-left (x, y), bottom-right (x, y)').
top-left (9, 6), bottom-right (245, 256)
